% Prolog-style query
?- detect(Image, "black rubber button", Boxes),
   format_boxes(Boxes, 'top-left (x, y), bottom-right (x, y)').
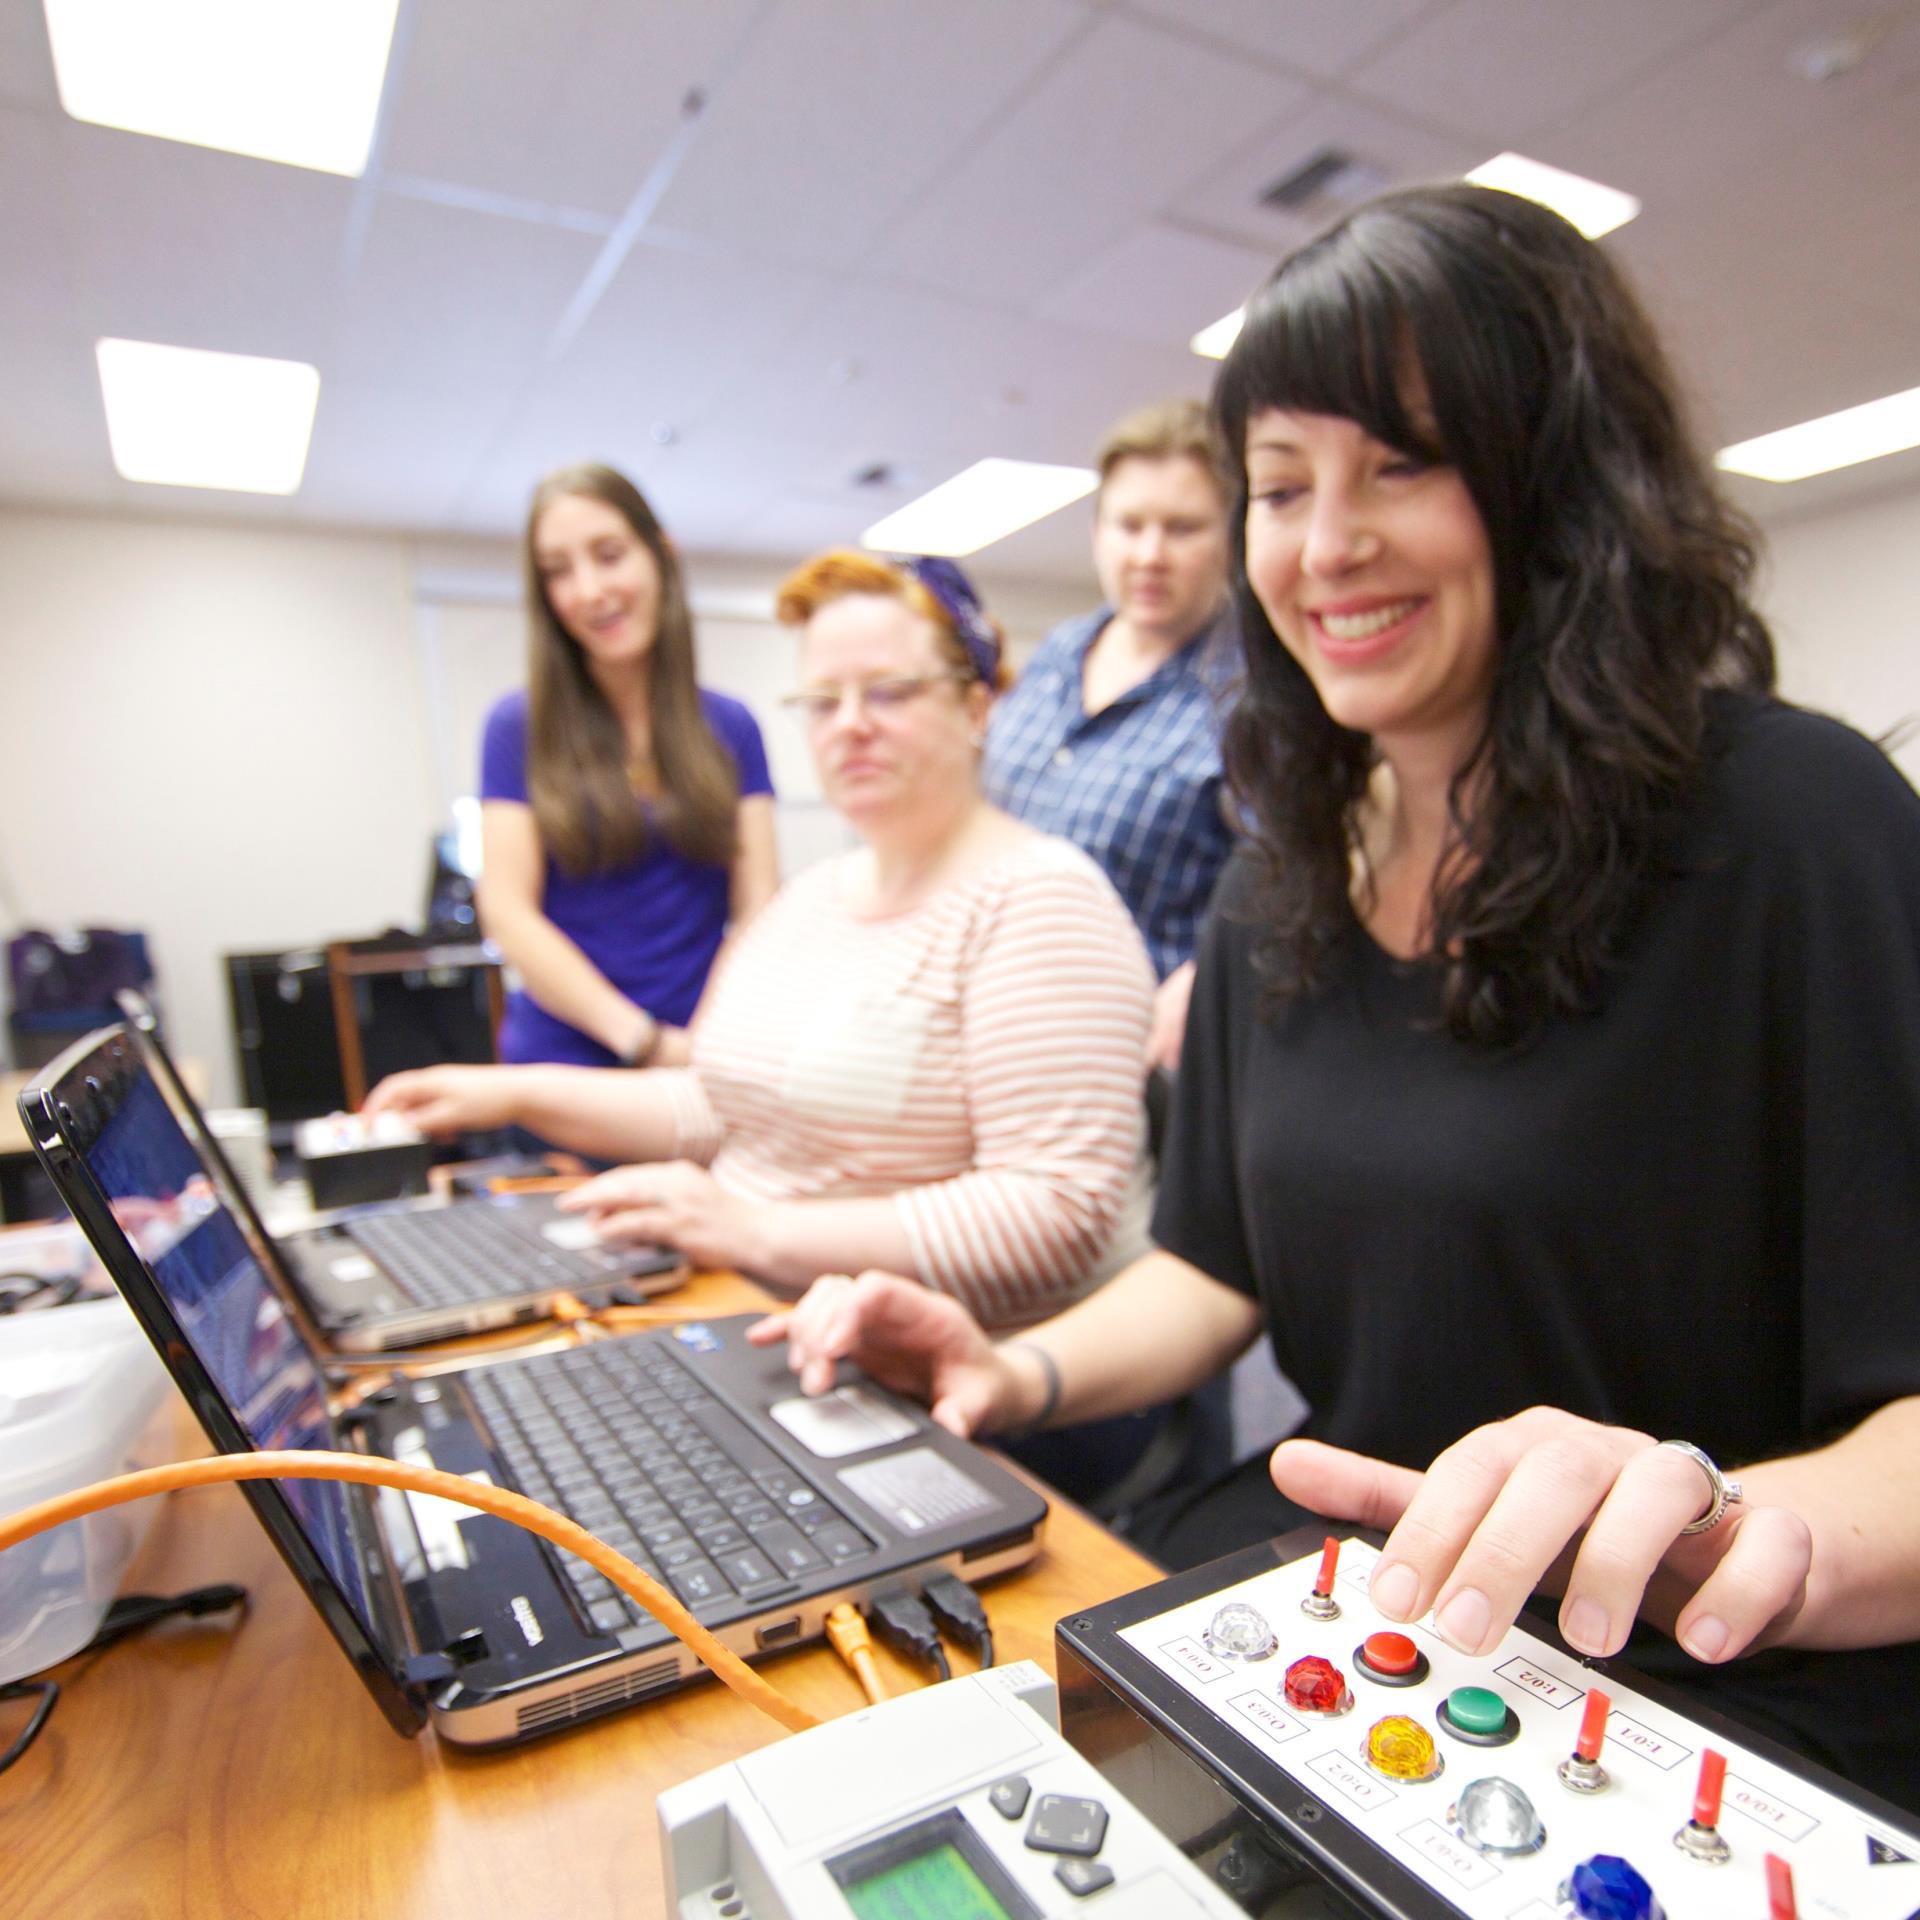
top-left (988, 1775), bottom-right (1031, 1819)
top-left (1025, 1795), bottom-right (1109, 1857)
top-left (1055, 1859), bottom-right (1116, 1898)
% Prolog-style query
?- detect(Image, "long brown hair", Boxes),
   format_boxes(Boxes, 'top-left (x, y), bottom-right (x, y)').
top-left (522, 464), bottom-right (739, 875)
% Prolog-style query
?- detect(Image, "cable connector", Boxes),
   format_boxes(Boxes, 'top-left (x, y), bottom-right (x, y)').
top-left (921, 1570), bottom-right (993, 1669)
top-left (826, 1602), bottom-right (886, 1705)
top-left (866, 1586), bottom-right (950, 1681)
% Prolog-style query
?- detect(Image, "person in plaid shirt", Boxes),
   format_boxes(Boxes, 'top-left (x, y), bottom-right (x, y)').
top-left (983, 400), bottom-right (1237, 1069)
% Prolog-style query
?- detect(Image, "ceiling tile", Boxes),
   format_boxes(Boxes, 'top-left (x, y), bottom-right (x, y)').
top-left (380, 0), bottom-right (764, 217)
top-left (298, 375), bottom-right (523, 528)
top-left (0, 2), bottom-right (56, 111)
top-left (1170, 92), bottom-right (1482, 252)
top-left (1036, 223), bottom-right (1278, 346)
top-left (448, 243), bottom-right (835, 526)
top-left (1550, 0), bottom-right (1920, 200)
top-left (648, 0), bottom-right (1088, 271)
top-left (0, 106), bottom-right (73, 337)
top-left (0, 336), bottom-right (111, 498)
top-left (1346, 0), bottom-right (1761, 145)
top-left (704, 275), bottom-right (1200, 480)
top-left (55, 120), bottom-right (356, 357)
top-left (329, 193), bottom-right (604, 389)
top-left (871, 12), bottom-right (1306, 307)
top-left (1124, 0), bottom-right (1447, 79)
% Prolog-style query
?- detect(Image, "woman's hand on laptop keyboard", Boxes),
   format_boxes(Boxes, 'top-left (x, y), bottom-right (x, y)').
top-left (748, 1271), bottom-right (1037, 1440)
top-left (559, 1159), bottom-right (762, 1270)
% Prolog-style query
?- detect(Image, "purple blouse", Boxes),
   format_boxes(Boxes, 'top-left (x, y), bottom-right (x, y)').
top-left (479, 688), bottom-right (773, 1066)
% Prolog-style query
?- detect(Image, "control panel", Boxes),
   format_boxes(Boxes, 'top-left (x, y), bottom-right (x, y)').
top-left (1059, 1533), bottom-right (1920, 1920)
top-left (658, 1660), bottom-right (1247, 1917)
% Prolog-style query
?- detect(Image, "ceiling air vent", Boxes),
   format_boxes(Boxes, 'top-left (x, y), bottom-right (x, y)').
top-left (1259, 146), bottom-right (1387, 215)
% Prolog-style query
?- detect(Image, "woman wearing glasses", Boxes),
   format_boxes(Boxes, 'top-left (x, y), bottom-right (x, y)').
top-left (370, 549), bottom-right (1156, 1331)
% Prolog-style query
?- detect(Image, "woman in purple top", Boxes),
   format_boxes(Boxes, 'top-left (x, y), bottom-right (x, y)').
top-left (478, 464), bottom-right (777, 1070)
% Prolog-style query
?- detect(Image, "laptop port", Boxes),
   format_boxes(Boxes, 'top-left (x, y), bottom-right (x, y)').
top-left (755, 1617), bottom-right (802, 1650)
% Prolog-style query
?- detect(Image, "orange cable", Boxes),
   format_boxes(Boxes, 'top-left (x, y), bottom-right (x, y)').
top-left (0, 1450), bottom-right (821, 1735)
top-left (825, 1602), bottom-right (887, 1706)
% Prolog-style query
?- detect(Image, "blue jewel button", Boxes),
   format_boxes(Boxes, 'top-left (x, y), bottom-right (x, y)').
top-left (1565, 1855), bottom-right (1666, 1920)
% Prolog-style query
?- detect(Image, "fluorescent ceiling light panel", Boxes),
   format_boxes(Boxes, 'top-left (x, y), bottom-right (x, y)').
top-left (1190, 309), bottom-right (1245, 361)
top-left (44, 0), bottom-right (399, 176)
top-left (97, 339), bottom-right (320, 494)
top-left (1716, 385), bottom-right (1920, 482)
top-left (860, 459), bottom-right (1098, 556)
top-left (1464, 152), bottom-right (1640, 238)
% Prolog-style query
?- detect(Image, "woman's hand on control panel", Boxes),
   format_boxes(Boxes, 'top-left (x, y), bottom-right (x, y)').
top-left (748, 1272), bottom-right (1012, 1439)
top-left (1268, 1408), bottom-right (1812, 1670)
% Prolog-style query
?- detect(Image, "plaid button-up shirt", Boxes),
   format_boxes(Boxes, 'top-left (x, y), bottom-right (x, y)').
top-left (983, 608), bottom-right (1238, 979)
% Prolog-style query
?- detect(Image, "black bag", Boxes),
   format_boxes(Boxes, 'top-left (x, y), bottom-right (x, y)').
top-left (7, 928), bottom-right (154, 1023)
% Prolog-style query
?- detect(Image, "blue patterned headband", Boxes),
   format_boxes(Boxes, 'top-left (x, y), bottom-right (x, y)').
top-left (899, 555), bottom-right (1001, 684)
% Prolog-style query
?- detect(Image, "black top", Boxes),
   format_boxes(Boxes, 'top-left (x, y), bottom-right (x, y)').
top-left (1153, 694), bottom-right (1920, 1809)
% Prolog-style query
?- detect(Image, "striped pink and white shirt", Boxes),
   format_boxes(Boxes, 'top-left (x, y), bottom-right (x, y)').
top-left (650, 832), bottom-right (1156, 1326)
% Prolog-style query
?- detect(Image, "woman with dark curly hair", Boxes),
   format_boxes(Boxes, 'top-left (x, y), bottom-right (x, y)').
top-left (754, 184), bottom-right (1920, 1809)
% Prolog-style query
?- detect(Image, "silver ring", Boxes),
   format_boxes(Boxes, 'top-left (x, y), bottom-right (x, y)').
top-left (1659, 1439), bottom-right (1744, 1535)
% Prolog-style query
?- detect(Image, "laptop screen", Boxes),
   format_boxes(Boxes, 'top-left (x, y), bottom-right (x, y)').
top-left (81, 1065), bottom-right (379, 1643)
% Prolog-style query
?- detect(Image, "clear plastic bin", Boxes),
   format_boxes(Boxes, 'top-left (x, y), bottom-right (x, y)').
top-left (0, 1295), bottom-right (176, 1682)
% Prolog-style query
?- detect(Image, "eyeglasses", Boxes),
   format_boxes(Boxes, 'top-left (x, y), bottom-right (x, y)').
top-left (778, 670), bottom-right (971, 724)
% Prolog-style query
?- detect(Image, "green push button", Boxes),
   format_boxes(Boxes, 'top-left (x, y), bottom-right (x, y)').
top-left (1445, 1686), bottom-right (1509, 1736)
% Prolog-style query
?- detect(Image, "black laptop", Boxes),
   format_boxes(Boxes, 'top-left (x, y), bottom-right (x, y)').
top-left (19, 1027), bottom-right (1049, 1744)
top-left (115, 992), bottom-right (685, 1352)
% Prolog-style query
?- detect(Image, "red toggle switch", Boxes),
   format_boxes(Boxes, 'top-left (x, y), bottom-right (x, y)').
top-left (1765, 1853), bottom-right (1797, 1920)
top-left (1575, 1688), bottom-right (1611, 1765)
top-left (1314, 1535), bottom-right (1340, 1598)
top-left (1674, 1746), bottom-right (1733, 1864)
top-left (1557, 1688), bottom-right (1611, 1793)
top-left (1301, 1534), bottom-right (1343, 1620)
top-left (1693, 1748), bottom-right (1727, 1828)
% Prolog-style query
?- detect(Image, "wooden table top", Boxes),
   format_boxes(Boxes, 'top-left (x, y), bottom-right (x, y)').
top-left (0, 1270), bottom-right (1162, 1919)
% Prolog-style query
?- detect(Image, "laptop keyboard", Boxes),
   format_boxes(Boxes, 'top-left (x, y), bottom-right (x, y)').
top-left (346, 1204), bottom-right (613, 1307)
top-left (465, 1339), bottom-right (878, 1634)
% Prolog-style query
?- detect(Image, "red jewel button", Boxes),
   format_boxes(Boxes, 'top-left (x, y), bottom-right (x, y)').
top-left (1362, 1631), bottom-right (1419, 1676)
top-left (1285, 1655), bottom-right (1347, 1713)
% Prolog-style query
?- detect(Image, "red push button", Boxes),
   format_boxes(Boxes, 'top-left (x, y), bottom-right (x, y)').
top-left (1363, 1632), bottom-right (1418, 1674)
top-left (1354, 1629), bottom-right (1429, 1686)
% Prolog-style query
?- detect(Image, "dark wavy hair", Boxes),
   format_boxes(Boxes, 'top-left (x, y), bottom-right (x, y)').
top-left (1214, 183), bottom-right (1776, 1047)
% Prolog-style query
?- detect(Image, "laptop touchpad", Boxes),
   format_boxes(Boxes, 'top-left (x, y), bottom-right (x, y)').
top-left (771, 1386), bottom-right (919, 1457)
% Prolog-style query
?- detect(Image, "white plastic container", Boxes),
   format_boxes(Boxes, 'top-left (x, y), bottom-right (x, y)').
top-left (0, 1296), bottom-right (177, 1682)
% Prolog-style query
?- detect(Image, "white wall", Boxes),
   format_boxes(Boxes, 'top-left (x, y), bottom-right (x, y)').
top-left (0, 505), bottom-right (1089, 1104)
top-left (0, 509), bottom-right (435, 1105)
top-left (1758, 483), bottom-right (1920, 785)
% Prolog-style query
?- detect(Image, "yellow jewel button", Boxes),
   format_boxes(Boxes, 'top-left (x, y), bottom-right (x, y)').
top-left (1364, 1714), bottom-right (1443, 1782)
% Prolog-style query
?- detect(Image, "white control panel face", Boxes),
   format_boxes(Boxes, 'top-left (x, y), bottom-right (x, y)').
top-left (1117, 1537), bottom-right (1920, 1920)
top-left (658, 1662), bottom-right (1246, 1919)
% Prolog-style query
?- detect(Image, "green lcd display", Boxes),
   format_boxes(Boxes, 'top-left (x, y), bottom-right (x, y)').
top-left (840, 1839), bottom-right (1017, 1920)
